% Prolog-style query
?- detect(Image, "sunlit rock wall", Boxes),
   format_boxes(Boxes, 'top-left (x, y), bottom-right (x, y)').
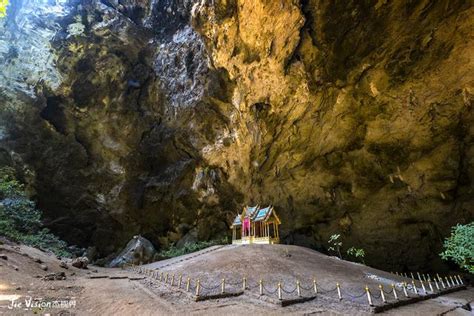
top-left (0, 0), bottom-right (472, 270)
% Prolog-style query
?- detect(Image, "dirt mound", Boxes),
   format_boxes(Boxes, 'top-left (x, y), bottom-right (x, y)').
top-left (144, 244), bottom-right (467, 311)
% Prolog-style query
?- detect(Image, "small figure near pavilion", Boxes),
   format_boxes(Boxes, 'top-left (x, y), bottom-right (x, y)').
top-left (231, 205), bottom-right (281, 244)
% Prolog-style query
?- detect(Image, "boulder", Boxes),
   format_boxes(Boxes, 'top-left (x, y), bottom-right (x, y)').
top-left (71, 257), bottom-right (89, 269)
top-left (43, 272), bottom-right (66, 281)
top-left (109, 235), bottom-right (156, 268)
top-left (175, 228), bottom-right (198, 249)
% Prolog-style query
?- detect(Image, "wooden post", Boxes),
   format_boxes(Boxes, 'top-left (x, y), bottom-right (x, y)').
top-left (165, 273), bottom-right (168, 284)
top-left (379, 285), bottom-right (386, 303)
top-left (221, 278), bottom-right (226, 294)
top-left (457, 275), bottom-right (463, 285)
top-left (297, 280), bottom-right (301, 297)
top-left (391, 284), bottom-right (398, 300)
top-left (277, 282), bottom-right (282, 300)
top-left (196, 279), bottom-right (201, 297)
top-left (159, 272), bottom-right (163, 281)
top-left (366, 286), bottom-right (373, 306)
top-left (186, 277), bottom-right (191, 291)
top-left (178, 274), bottom-right (182, 288)
top-left (259, 279), bottom-right (263, 296)
top-left (171, 274), bottom-right (175, 286)
top-left (337, 283), bottom-right (342, 300)
top-left (434, 278), bottom-right (440, 290)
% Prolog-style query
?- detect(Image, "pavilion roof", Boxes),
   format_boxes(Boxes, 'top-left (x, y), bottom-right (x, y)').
top-left (232, 214), bottom-right (242, 226)
top-left (254, 206), bottom-right (272, 221)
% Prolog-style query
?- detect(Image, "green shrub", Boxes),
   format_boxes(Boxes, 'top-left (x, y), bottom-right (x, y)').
top-left (440, 223), bottom-right (474, 274)
top-left (0, 167), bottom-right (70, 257)
top-left (347, 246), bottom-right (365, 264)
top-left (159, 238), bottom-right (226, 258)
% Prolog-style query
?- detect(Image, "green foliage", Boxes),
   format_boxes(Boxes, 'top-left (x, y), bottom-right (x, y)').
top-left (0, 0), bottom-right (8, 18)
top-left (0, 167), bottom-right (70, 257)
top-left (347, 246), bottom-right (366, 264)
top-left (440, 223), bottom-right (474, 274)
top-left (159, 238), bottom-right (226, 258)
top-left (328, 234), bottom-right (343, 259)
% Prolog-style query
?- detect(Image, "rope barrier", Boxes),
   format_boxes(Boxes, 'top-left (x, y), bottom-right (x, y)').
top-left (319, 285), bottom-right (338, 293)
top-left (280, 285), bottom-right (297, 294)
top-left (128, 264), bottom-right (462, 303)
top-left (342, 290), bottom-right (367, 299)
top-left (262, 284), bottom-right (278, 295)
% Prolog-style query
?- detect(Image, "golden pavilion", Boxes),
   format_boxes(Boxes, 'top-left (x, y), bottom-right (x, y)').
top-left (231, 205), bottom-right (281, 244)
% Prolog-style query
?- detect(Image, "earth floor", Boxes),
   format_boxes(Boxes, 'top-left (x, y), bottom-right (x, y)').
top-left (0, 242), bottom-right (472, 315)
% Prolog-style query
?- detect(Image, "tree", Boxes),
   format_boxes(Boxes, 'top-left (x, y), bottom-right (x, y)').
top-left (440, 223), bottom-right (474, 274)
top-left (0, 0), bottom-right (8, 18)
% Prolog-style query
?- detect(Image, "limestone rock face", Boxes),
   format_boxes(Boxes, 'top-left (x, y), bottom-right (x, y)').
top-left (0, 0), bottom-right (472, 271)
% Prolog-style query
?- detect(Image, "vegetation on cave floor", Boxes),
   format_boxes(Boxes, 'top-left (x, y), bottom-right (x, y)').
top-left (440, 222), bottom-right (474, 274)
top-left (0, 167), bottom-right (70, 257)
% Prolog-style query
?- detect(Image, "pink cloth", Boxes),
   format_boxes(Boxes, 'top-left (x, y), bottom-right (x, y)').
top-left (243, 218), bottom-right (250, 236)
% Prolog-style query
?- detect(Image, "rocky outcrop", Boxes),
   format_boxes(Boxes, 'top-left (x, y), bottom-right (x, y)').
top-left (109, 235), bottom-right (156, 267)
top-left (0, 0), bottom-right (472, 271)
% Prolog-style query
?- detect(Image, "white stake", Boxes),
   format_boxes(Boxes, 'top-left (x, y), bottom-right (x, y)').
top-left (379, 285), bottom-right (386, 303)
top-left (412, 280), bottom-right (418, 295)
top-left (445, 277), bottom-right (451, 288)
top-left (420, 279), bottom-right (427, 294)
top-left (366, 286), bottom-right (373, 306)
top-left (450, 276), bottom-right (456, 286)
top-left (313, 278), bottom-right (318, 294)
top-left (337, 283), bottom-right (342, 300)
top-left (437, 274), bottom-right (445, 288)
top-left (196, 279), bottom-right (201, 296)
top-left (277, 282), bottom-right (282, 300)
top-left (297, 280), bottom-right (301, 297)
top-left (403, 282), bottom-right (409, 297)
top-left (391, 284), bottom-right (398, 300)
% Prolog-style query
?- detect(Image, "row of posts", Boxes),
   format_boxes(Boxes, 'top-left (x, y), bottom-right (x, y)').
top-left (127, 264), bottom-right (463, 305)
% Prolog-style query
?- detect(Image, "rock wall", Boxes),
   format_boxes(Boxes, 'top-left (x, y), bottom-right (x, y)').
top-left (0, 0), bottom-right (472, 271)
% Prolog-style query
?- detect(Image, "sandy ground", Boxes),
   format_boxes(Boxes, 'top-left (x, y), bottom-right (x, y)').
top-left (0, 242), bottom-right (472, 315)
